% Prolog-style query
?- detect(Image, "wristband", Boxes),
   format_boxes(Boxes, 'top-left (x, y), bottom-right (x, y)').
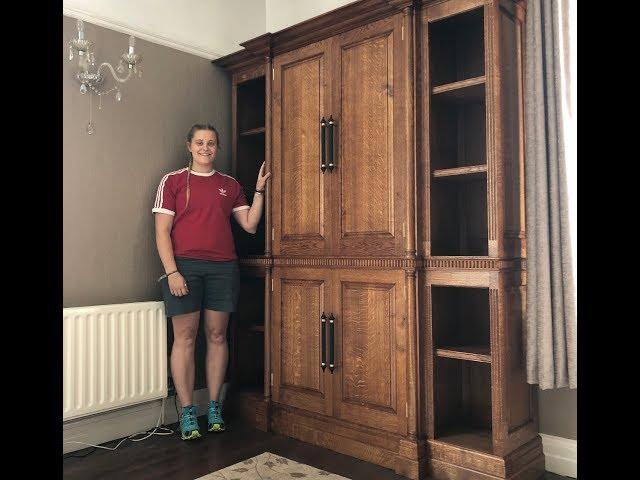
top-left (157, 270), bottom-right (178, 282)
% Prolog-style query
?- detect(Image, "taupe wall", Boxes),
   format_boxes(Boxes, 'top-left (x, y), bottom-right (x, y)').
top-left (538, 387), bottom-right (577, 439)
top-left (63, 16), bottom-right (231, 307)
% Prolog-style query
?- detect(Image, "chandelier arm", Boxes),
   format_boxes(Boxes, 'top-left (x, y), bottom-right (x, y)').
top-left (96, 62), bottom-right (133, 83)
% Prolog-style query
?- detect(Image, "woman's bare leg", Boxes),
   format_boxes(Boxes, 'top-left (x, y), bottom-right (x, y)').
top-left (204, 309), bottom-right (229, 401)
top-left (170, 311), bottom-right (200, 407)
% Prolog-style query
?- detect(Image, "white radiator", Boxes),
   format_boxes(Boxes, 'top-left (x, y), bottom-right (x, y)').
top-left (63, 301), bottom-right (168, 421)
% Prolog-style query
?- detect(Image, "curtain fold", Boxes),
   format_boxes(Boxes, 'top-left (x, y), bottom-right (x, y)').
top-left (524, 0), bottom-right (576, 389)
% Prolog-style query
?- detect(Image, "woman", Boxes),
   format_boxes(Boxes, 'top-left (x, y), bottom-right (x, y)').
top-left (152, 123), bottom-right (270, 440)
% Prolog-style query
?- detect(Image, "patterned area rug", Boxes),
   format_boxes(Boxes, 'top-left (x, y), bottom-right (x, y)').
top-left (195, 452), bottom-right (351, 480)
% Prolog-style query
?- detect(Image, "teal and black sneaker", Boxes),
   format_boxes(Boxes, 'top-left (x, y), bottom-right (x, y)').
top-left (180, 405), bottom-right (201, 440)
top-left (207, 400), bottom-right (225, 432)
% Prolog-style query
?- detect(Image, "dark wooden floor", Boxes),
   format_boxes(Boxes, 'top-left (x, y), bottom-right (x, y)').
top-left (63, 416), bottom-right (569, 480)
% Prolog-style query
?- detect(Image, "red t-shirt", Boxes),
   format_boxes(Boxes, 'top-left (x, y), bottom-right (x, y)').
top-left (152, 168), bottom-right (249, 261)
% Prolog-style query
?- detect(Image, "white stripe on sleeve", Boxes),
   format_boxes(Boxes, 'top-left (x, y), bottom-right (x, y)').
top-left (152, 207), bottom-right (175, 216)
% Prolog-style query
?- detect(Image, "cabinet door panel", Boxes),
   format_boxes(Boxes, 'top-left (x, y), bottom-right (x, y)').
top-left (272, 267), bottom-right (332, 416)
top-left (272, 40), bottom-right (332, 256)
top-left (331, 15), bottom-right (408, 256)
top-left (331, 269), bottom-right (407, 434)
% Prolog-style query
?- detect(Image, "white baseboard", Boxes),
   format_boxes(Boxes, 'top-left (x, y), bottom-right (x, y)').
top-left (63, 385), bottom-right (227, 454)
top-left (541, 433), bottom-right (577, 478)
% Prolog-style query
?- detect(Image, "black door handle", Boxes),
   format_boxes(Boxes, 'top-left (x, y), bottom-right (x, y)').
top-left (321, 312), bottom-right (327, 371)
top-left (328, 313), bottom-right (335, 373)
top-left (327, 116), bottom-right (335, 172)
top-left (320, 117), bottom-right (327, 173)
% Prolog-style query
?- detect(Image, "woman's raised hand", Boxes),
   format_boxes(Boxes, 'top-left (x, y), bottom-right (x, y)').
top-left (256, 161), bottom-right (272, 191)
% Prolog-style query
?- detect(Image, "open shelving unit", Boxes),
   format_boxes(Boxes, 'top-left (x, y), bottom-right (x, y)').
top-left (431, 286), bottom-right (492, 450)
top-left (429, 7), bottom-right (488, 258)
top-left (432, 286), bottom-right (490, 360)
top-left (425, 3), bottom-right (497, 464)
top-left (231, 274), bottom-right (265, 390)
top-left (434, 356), bottom-right (493, 453)
top-left (232, 76), bottom-right (266, 258)
top-left (227, 71), bottom-right (268, 430)
top-left (424, 5), bottom-right (536, 476)
top-left (427, 3), bottom-right (493, 451)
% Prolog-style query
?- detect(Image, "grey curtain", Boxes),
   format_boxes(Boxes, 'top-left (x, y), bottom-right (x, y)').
top-left (524, 0), bottom-right (576, 389)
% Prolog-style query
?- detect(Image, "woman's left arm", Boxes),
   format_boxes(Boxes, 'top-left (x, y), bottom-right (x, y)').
top-left (233, 161), bottom-right (271, 234)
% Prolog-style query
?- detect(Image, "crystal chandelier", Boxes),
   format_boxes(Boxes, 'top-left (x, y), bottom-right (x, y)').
top-left (67, 19), bottom-right (143, 134)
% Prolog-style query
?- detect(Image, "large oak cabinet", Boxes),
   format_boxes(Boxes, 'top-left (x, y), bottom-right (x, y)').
top-left (214, 1), bottom-right (542, 479)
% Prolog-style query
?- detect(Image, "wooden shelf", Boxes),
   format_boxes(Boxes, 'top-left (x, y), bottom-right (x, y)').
top-left (434, 427), bottom-right (492, 453)
top-left (432, 164), bottom-right (487, 180)
top-left (432, 76), bottom-right (485, 102)
top-left (436, 346), bottom-right (491, 363)
top-left (239, 127), bottom-right (265, 136)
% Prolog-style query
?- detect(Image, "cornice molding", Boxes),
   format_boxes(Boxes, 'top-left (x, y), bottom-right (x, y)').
top-left (63, 7), bottom-right (224, 60)
top-left (213, 0), bottom-right (417, 71)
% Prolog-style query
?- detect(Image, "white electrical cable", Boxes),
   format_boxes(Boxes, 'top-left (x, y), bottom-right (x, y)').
top-left (64, 398), bottom-right (174, 452)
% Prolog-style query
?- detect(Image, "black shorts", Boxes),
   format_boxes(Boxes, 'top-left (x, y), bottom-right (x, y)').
top-left (160, 257), bottom-right (240, 317)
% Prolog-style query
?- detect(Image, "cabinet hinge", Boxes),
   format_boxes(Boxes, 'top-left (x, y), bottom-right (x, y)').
top-left (406, 402), bottom-right (409, 417)
top-left (401, 25), bottom-right (404, 40)
top-left (271, 278), bottom-right (274, 292)
top-left (271, 372), bottom-right (274, 386)
top-left (272, 67), bottom-right (275, 80)
top-left (272, 227), bottom-right (275, 241)
top-left (403, 222), bottom-right (406, 238)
